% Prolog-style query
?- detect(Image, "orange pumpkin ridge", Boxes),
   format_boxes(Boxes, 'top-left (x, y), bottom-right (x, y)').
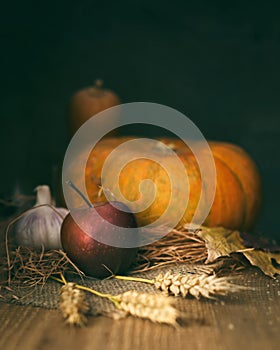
top-left (209, 142), bottom-right (262, 230)
top-left (75, 137), bottom-right (262, 231)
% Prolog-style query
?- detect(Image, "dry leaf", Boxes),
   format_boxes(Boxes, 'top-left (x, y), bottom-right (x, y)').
top-left (242, 250), bottom-right (280, 278)
top-left (197, 227), bottom-right (246, 262)
top-left (197, 227), bottom-right (280, 278)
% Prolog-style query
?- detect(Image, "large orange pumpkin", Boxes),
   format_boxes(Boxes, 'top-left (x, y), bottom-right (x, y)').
top-left (83, 137), bottom-right (261, 231)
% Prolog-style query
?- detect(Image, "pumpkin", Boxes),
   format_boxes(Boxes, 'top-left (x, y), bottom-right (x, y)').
top-left (82, 137), bottom-right (261, 231)
top-left (69, 80), bottom-right (120, 135)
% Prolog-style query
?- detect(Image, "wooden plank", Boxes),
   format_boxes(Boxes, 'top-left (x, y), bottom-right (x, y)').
top-left (1, 270), bottom-right (280, 350)
top-left (1, 218), bottom-right (280, 349)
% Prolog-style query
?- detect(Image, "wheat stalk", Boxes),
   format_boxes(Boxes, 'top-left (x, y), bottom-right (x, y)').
top-left (154, 271), bottom-right (245, 299)
top-left (114, 290), bottom-right (180, 326)
top-left (53, 276), bottom-right (181, 326)
top-left (59, 282), bottom-right (89, 326)
top-left (114, 270), bottom-right (246, 300)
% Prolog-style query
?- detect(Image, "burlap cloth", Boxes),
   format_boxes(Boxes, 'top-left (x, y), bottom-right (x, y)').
top-left (1, 263), bottom-right (216, 316)
top-left (0, 218), bottom-right (250, 318)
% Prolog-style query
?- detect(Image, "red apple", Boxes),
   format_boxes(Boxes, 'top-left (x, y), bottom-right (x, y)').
top-left (60, 201), bottom-right (138, 278)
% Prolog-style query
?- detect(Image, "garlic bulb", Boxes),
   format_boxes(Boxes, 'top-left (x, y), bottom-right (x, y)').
top-left (15, 185), bottom-right (69, 250)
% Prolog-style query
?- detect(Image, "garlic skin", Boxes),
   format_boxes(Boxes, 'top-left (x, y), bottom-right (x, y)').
top-left (15, 185), bottom-right (69, 250)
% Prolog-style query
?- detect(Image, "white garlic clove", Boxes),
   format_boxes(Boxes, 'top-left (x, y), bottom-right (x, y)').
top-left (14, 185), bottom-right (69, 250)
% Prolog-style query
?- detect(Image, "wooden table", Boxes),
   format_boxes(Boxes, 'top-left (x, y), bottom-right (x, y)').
top-left (1, 269), bottom-right (280, 350)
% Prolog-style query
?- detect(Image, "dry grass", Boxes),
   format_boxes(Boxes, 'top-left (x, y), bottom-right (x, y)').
top-left (1, 223), bottom-right (208, 290)
top-left (132, 226), bottom-right (208, 273)
top-left (1, 217), bottom-right (243, 304)
top-left (4, 246), bottom-right (82, 288)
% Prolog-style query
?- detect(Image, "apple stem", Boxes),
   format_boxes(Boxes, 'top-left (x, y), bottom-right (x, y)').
top-left (66, 180), bottom-right (93, 208)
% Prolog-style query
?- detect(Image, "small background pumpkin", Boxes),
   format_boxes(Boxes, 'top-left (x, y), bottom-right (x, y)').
top-left (82, 137), bottom-right (262, 231)
top-left (68, 80), bottom-right (120, 136)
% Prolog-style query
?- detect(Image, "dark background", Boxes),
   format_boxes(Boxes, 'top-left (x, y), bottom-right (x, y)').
top-left (1, 1), bottom-right (280, 239)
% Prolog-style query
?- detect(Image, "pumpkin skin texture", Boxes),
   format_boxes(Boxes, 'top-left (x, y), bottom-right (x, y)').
top-left (81, 137), bottom-right (261, 231)
top-left (69, 80), bottom-right (120, 136)
top-left (210, 143), bottom-right (262, 229)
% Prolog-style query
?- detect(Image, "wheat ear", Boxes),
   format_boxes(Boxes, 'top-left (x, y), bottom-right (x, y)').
top-left (114, 271), bottom-right (246, 300)
top-left (59, 282), bottom-right (89, 326)
top-left (154, 271), bottom-right (246, 299)
top-left (53, 276), bottom-right (180, 326)
top-left (114, 290), bottom-right (180, 326)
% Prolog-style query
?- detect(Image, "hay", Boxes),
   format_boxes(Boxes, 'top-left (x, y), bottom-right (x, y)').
top-left (1, 218), bottom-right (209, 293)
top-left (0, 210), bottom-right (245, 304)
top-left (2, 228), bottom-right (207, 285)
top-left (132, 227), bottom-right (208, 273)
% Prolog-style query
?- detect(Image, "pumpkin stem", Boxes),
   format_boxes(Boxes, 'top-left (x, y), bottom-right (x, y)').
top-left (66, 180), bottom-right (93, 208)
top-left (94, 79), bottom-right (103, 89)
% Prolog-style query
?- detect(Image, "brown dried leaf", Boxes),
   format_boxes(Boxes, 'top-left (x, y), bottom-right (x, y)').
top-left (243, 250), bottom-right (280, 278)
top-left (197, 227), bottom-right (280, 278)
top-left (197, 227), bottom-right (246, 263)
